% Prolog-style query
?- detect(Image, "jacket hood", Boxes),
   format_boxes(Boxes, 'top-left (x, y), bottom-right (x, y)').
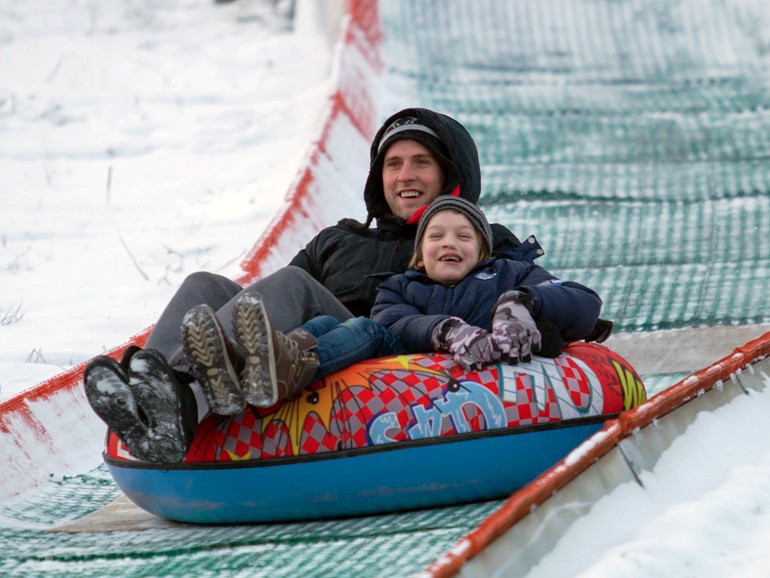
top-left (363, 108), bottom-right (482, 222)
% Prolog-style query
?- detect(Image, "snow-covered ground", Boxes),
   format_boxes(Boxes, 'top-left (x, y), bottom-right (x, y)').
top-left (522, 371), bottom-right (770, 578)
top-left (2, 2), bottom-right (770, 577)
top-left (0, 0), bottom-right (332, 401)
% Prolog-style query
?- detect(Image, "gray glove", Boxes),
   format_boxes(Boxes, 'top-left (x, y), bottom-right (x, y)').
top-left (491, 290), bottom-right (541, 364)
top-left (432, 317), bottom-right (501, 371)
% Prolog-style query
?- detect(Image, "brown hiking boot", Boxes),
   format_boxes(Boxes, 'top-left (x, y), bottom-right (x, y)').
top-left (232, 292), bottom-right (320, 407)
top-left (181, 304), bottom-right (246, 415)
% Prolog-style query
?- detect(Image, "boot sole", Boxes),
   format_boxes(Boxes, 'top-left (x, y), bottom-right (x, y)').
top-left (128, 349), bottom-right (197, 462)
top-left (85, 354), bottom-right (191, 463)
top-left (232, 293), bottom-right (279, 407)
top-left (84, 357), bottom-right (149, 450)
top-left (182, 306), bottom-right (245, 415)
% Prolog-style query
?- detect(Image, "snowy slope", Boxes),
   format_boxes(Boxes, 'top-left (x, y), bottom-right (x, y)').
top-left (526, 372), bottom-right (770, 578)
top-left (0, 0), bottom-right (333, 400)
top-left (3, 2), bottom-right (770, 577)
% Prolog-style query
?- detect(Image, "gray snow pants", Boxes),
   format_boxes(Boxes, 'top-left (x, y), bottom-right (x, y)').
top-left (145, 266), bottom-right (354, 368)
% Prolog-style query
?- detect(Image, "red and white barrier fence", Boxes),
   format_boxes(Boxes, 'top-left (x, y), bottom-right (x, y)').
top-left (0, 0), bottom-right (384, 501)
top-left (421, 329), bottom-right (770, 578)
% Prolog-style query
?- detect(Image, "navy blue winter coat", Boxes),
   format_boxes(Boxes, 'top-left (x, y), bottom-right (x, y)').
top-left (371, 250), bottom-right (602, 354)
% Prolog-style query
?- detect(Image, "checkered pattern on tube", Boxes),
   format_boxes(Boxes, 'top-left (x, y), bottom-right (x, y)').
top-left (213, 351), bottom-right (609, 460)
top-left (556, 356), bottom-right (592, 408)
top-left (502, 372), bottom-right (562, 426)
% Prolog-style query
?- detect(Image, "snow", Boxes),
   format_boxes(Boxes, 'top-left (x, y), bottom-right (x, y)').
top-left (523, 372), bottom-right (770, 578)
top-left (0, 0), bottom-right (332, 399)
top-left (2, 1), bottom-right (770, 576)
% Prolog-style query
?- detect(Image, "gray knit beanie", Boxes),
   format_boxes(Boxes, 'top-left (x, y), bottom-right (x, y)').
top-left (415, 196), bottom-right (493, 255)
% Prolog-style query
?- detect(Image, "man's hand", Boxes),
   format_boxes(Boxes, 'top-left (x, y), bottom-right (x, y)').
top-left (432, 318), bottom-right (501, 371)
top-left (491, 290), bottom-right (541, 363)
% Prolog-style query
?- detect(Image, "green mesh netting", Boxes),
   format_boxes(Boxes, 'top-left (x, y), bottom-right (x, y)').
top-left (6, 1), bottom-right (770, 575)
top-left (380, 0), bottom-right (770, 334)
top-left (0, 464), bottom-right (502, 577)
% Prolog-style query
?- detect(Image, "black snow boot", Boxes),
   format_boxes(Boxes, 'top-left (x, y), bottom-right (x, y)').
top-left (83, 347), bottom-right (197, 464)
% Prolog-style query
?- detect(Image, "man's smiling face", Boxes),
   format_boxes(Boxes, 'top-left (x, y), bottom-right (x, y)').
top-left (381, 139), bottom-right (445, 220)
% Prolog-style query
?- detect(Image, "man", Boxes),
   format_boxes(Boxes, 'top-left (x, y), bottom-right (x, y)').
top-left (83, 108), bottom-right (531, 463)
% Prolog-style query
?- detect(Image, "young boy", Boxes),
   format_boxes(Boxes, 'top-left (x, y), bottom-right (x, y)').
top-left (371, 196), bottom-right (602, 370)
top-left (228, 196), bottom-right (603, 409)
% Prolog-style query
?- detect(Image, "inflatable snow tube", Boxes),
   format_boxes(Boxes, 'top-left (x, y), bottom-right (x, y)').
top-left (105, 342), bottom-right (646, 523)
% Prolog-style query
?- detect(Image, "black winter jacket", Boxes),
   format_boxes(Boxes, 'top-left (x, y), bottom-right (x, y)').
top-left (288, 107), bottom-right (522, 317)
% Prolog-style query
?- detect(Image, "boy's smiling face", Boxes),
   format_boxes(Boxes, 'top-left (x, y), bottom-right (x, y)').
top-left (417, 209), bottom-right (482, 285)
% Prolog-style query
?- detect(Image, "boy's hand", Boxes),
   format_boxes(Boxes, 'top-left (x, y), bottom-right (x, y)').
top-left (432, 318), bottom-right (501, 371)
top-left (491, 290), bottom-right (541, 363)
